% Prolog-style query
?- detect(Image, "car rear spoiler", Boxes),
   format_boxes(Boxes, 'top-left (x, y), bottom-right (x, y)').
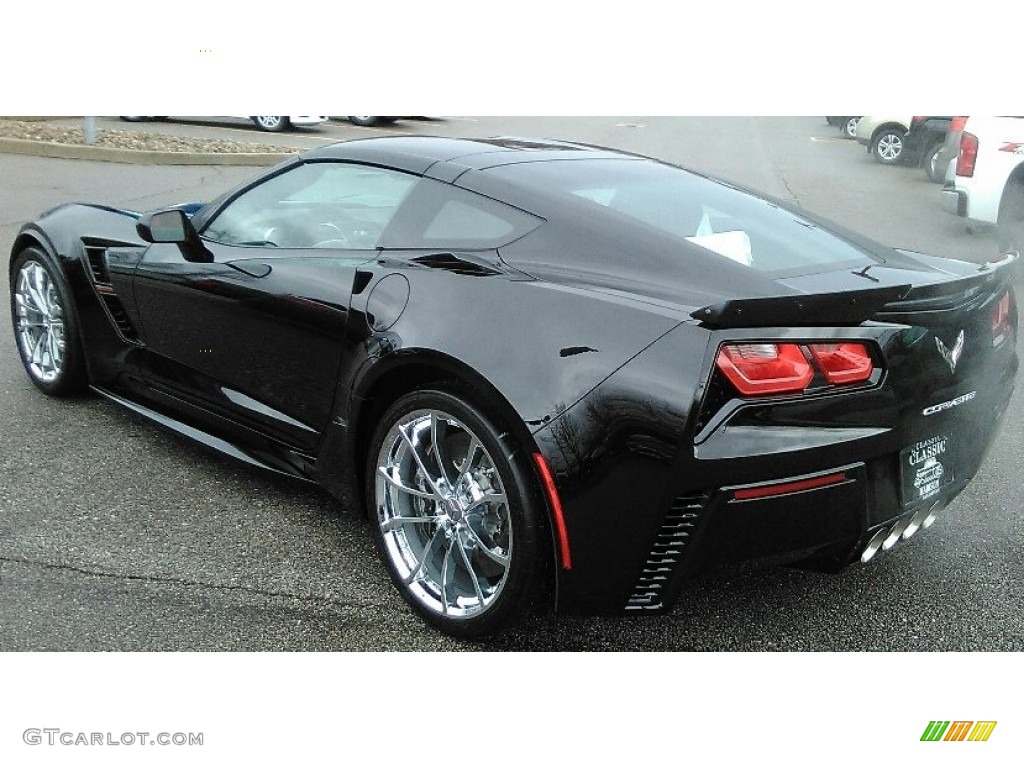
top-left (690, 285), bottom-right (912, 329)
top-left (692, 253), bottom-right (1020, 329)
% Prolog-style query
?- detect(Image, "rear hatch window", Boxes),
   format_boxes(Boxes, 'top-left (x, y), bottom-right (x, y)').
top-left (486, 159), bottom-right (880, 273)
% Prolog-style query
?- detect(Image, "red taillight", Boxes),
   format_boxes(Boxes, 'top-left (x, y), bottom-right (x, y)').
top-left (716, 341), bottom-right (877, 397)
top-left (950, 116), bottom-right (968, 132)
top-left (992, 291), bottom-right (1013, 343)
top-left (716, 343), bottom-right (813, 396)
top-left (807, 342), bottom-right (873, 385)
top-left (957, 132), bottom-right (979, 177)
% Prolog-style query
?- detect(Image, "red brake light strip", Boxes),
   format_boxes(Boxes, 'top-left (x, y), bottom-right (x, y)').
top-left (733, 472), bottom-right (849, 501)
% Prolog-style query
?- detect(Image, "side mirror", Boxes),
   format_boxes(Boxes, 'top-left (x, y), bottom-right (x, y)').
top-left (136, 209), bottom-right (212, 263)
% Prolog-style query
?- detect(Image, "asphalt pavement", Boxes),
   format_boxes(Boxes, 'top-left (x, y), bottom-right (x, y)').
top-left (0, 117), bottom-right (1020, 651)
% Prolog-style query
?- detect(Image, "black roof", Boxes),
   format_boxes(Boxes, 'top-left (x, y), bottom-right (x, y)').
top-left (302, 135), bottom-right (637, 173)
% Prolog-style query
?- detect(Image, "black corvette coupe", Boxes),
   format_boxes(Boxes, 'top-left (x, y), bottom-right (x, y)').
top-left (9, 136), bottom-right (1018, 638)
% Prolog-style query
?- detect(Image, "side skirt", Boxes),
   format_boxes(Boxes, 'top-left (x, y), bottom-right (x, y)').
top-left (91, 386), bottom-right (316, 482)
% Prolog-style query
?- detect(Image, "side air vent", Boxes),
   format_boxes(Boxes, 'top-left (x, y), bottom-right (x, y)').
top-left (82, 246), bottom-right (140, 343)
top-left (625, 492), bottom-right (707, 611)
top-left (104, 297), bottom-right (139, 340)
top-left (411, 252), bottom-right (501, 277)
top-left (84, 246), bottom-right (113, 286)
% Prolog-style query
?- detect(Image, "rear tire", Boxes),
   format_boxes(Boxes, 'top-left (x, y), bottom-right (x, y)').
top-left (366, 388), bottom-right (546, 638)
top-left (348, 116), bottom-right (396, 127)
top-left (841, 117), bottom-right (860, 139)
top-left (10, 247), bottom-right (88, 396)
top-left (924, 142), bottom-right (945, 183)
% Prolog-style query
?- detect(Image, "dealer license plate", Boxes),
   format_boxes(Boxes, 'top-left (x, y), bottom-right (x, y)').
top-left (900, 434), bottom-right (954, 507)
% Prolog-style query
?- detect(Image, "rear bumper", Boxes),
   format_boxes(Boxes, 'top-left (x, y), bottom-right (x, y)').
top-left (941, 185), bottom-right (968, 217)
top-left (288, 116), bottom-right (328, 126)
top-left (540, 311), bottom-right (1017, 616)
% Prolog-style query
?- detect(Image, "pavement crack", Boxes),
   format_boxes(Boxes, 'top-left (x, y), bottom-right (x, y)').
top-left (776, 173), bottom-right (801, 207)
top-left (0, 554), bottom-right (378, 610)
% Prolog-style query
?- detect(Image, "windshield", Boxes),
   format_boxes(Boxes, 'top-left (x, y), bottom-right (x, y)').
top-left (487, 159), bottom-right (880, 273)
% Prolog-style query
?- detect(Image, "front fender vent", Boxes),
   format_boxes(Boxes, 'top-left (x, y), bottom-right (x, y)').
top-left (85, 246), bottom-right (112, 286)
top-left (83, 246), bottom-right (140, 343)
top-left (625, 492), bottom-right (708, 611)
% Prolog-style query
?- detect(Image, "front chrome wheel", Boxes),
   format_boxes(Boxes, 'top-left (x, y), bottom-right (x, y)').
top-left (375, 408), bottom-right (512, 620)
top-left (10, 247), bottom-right (86, 396)
top-left (14, 259), bottom-right (66, 383)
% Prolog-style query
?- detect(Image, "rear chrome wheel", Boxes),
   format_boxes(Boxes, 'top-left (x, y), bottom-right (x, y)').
top-left (841, 117), bottom-right (859, 139)
top-left (368, 390), bottom-right (544, 637)
top-left (10, 248), bottom-right (86, 395)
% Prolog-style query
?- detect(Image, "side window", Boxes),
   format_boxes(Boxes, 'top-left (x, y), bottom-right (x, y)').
top-left (202, 161), bottom-right (417, 250)
top-left (423, 199), bottom-right (518, 241)
top-left (382, 180), bottom-right (541, 250)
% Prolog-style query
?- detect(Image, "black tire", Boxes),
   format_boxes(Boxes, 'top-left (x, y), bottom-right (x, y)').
top-left (923, 142), bottom-right (945, 183)
top-left (997, 179), bottom-right (1024, 257)
top-left (9, 246), bottom-right (88, 396)
top-left (841, 117), bottom-right (860, 139)
top-left (250, 116), bottom-right (290, 132)
top-left (366, 387), bottom-right (546, 638)
top-left (871, 128), bottom-right (905, 165)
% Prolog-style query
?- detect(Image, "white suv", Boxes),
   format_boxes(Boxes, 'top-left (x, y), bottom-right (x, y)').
top-left (942, 116), bottom-right (1024, 255)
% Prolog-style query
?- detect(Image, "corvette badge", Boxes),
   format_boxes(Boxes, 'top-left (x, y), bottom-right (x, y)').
top-left (935, 330), bottom-right (965, 374)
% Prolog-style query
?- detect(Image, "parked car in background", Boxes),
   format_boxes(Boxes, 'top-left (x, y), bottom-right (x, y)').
top-left (855, 116), bottom-right (912, 165)
top-left (942, 116), bottom-right (1024, 256)
top-left (826, 116), bottom-right (861, 139)
top-left (903, 117), bottom-right (954, 182)
top-left (119, 116), bottom-right (329, 132)
top-left (344, 117), bottom-right (399, 127)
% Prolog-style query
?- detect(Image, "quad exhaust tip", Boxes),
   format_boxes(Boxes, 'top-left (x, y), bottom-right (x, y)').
top-left (860, 528), bottom-right (888, 563)
top-left (882, 518), bottom-right (908, 550)
top-left (903, 502), bottom-right (939, 540)
top-left (860, 502), bottom-right (944, 563)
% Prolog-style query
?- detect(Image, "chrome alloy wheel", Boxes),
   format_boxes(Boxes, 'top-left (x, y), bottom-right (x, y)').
top-left (252, 116), bottom-right (286, 131)
top-left (14, 260), bottom-right (66, 383)
top-left (375, 409), bottom-right (512, 620)
top-left (876, 132), bottom-right (903, 162)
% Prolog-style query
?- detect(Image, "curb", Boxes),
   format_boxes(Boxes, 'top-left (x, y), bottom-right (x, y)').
top-left (0, 137), bottom-right (296, 166)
